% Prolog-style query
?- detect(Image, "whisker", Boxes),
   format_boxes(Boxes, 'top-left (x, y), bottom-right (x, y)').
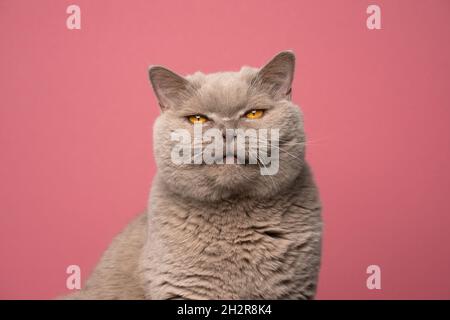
top-left (251, 150), bottom-right (277, 190)
top-left (259, 145), bottom-right (304, 162)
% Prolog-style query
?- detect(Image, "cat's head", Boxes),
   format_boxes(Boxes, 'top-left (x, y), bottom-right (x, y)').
top-left (149, 51), bottom-right (306, 201)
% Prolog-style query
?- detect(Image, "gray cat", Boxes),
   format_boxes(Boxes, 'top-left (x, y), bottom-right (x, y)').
top-left (67, 51), bottom-right (322, 299)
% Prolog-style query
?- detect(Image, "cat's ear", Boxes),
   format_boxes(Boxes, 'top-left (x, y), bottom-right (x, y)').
top-left (148, 66), bottom-right (191, 111)
top-left (254, 51), bottom-right (295, 100)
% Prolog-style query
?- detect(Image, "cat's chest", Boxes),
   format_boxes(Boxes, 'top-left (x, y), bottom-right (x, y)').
top-left (157, 202), bottom-right (294, 261)
top-left (143, 201), bottom-right (310, 299)
top-left (167, 202), bottom-right (294, 257)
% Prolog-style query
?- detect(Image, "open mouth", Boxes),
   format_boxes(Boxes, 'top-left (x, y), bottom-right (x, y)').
top-left (222, 153), bottom-right (255, 166)
top-left (223, 154), bottom-right (239, 163)
top-left (224, 153), bottom-right (238, 158)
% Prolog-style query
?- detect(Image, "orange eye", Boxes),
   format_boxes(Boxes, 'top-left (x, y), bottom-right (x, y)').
top-left (188, 115), bottom-right (208, 124)
top-left (245, 109), bottom-right (264, 119)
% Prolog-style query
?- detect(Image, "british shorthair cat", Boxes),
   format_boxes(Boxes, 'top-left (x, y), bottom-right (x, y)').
top-left (67, 51), bottom-right (322, 299)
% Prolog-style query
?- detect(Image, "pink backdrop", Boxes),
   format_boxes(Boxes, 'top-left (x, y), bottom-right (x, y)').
top-left (1, 0), bottom-right (450, 299)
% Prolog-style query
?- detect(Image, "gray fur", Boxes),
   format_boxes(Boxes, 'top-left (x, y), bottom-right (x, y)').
top-left (66, 51), bottom-right (322, 300)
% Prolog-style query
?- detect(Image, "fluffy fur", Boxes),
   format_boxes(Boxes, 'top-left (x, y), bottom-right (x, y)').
top-left (66, 51), bottom-right (322, 299)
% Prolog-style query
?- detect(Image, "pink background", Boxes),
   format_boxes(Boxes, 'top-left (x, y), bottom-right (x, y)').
top-left (1, 0), bottom-right (450, 299)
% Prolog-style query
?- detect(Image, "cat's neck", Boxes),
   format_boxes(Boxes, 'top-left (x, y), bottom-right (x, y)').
top-left (146, 164), bottom-right (320, 237)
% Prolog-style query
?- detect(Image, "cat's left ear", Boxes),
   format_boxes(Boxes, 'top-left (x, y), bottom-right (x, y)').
top-left (254, 51), bottom-right (295, 100)
top-left (148, 65), bottom-right (192, 111)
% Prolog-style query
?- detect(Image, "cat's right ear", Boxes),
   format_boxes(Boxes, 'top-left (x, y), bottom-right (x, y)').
top-left (254, 51), bottom-right (295, 100)
top-left (148, 66), bottom-right (191, 111)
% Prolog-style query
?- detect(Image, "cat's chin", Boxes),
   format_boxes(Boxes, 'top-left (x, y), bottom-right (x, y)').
top-left (207, 163), bottom-right (260, 192)
top-left (158, 159), bottom-right (286, 201)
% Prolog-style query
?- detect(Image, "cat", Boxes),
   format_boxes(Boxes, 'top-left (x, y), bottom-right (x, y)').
top-left (66, 51), bottom-right (322, 299)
